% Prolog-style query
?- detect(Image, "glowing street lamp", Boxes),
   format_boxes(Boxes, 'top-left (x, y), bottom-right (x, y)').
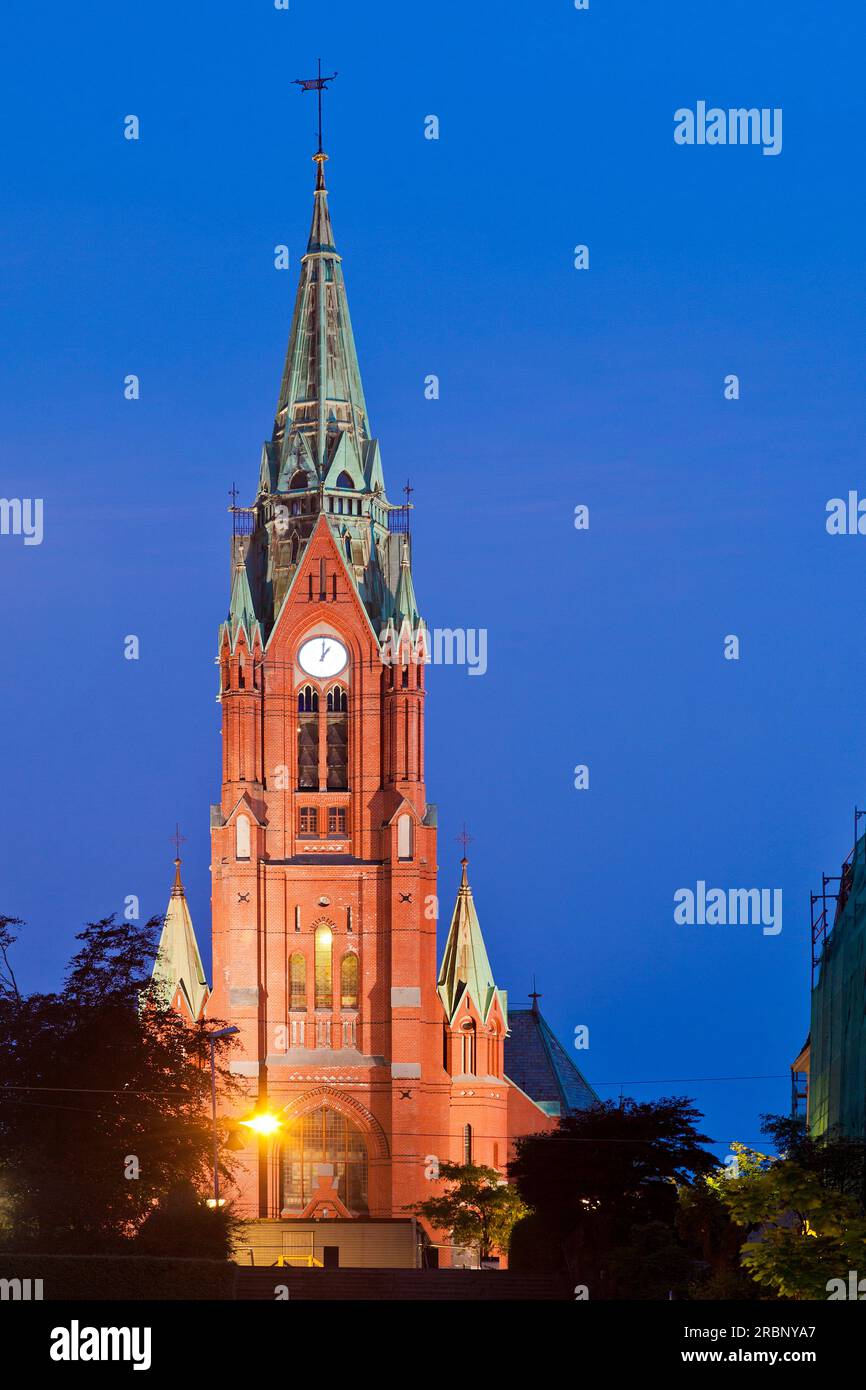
top-left (240, 1110), bottom-right (283, 1137)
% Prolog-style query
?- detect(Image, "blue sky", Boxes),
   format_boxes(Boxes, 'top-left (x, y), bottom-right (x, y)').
top-left (1, 0), bottom-right (864, 1156)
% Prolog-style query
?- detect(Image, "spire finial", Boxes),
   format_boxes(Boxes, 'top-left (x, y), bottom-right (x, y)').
top-left (529, 975), bottom-right (541, 1012)
top-left (457, 824), bottom-right (473, 887)
top-left (171, 824), bottom-right (186, 897)
top-left (294, 60), bottom-right (338, 165)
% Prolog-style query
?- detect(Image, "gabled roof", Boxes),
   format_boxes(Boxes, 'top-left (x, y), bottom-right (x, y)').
top-left (437, 860), bottom-right (507, 1027)
top-left (504, 998), bottom-right (598, 1116)
top-left (152, 859), bottom-right (209, 1022)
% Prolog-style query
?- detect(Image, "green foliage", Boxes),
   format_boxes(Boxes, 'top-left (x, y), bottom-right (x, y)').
top-left (408, 1161), bottom-right (529, 1260)
top-left (0, 914), bottom-right (242, 1256)
top-left (676, 1145), bottom-right (771, 1300)
top-left (714, 1142), bottom-right (866, 1299)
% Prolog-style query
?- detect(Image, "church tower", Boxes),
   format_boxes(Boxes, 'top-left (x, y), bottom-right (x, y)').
top-left (208, 141), bottom-right (451, 1224)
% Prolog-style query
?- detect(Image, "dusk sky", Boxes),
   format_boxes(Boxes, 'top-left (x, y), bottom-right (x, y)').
top-left (2, 1), bottom-right (865, 1159)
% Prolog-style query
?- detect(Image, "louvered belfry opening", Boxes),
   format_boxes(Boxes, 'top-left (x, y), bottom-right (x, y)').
top-left (297, 684), bottom-right (319, 789)
top-left (326, 686), bottom-right (348, 789)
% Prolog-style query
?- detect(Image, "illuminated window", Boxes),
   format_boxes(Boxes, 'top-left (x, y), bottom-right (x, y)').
top-left (315, 924), bottom-right (333, 1010)
top-left (236, 814), bottom-right (250, 860)
top-left (289, 953), bottom-right (306, 1011)
top-left (279, 1105), bottom-right (368, 1215)
top-left (340, 953), bottom-right (359, 1009)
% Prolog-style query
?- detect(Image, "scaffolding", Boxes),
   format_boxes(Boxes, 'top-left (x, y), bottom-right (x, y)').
top-left (808, 807), bottom-right (866, 1139)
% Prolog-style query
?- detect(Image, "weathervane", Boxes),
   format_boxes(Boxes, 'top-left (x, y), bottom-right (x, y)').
top-left (293, 59), bottom-right (338, 156)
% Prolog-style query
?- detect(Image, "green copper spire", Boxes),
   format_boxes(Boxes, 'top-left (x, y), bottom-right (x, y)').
top-left (227, 556), bottom-right (261, 648)
top-left (271, 152), bottom-right (369, 482)
top-left (437, 859), bottom-right (508, 1027)
top-left (393, 538), bottom-right (421, 627)
top-left (242, 131), bottom-right (415, 641)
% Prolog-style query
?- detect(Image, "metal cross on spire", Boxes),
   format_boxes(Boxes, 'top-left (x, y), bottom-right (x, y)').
top-left (171, 823), bottom-right (186, 862)
top-left (456, 823), bottom-right (473, 861)
top-left (293, 59), bottom-right (339, 155)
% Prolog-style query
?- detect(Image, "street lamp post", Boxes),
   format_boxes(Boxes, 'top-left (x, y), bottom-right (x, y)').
top-left (208, 1025), bottom-right (239, 1206)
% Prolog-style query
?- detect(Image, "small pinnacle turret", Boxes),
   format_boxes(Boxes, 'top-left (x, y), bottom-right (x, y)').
top-left (152, 855), bottom-right (209, 1023)
top-left (437, 857), bottom-right (507, 1026)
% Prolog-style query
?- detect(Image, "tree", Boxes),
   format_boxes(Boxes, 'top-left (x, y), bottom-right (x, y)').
top-left (0, 913), bottom-right (242, 1256)
top-left (508, 1098), bottom-right (717, 1297)
top-left (714, 1145), bottom-right (866, 1300)
top-left (676, 1143), bottom-right (771, 1300)
top-left (408, 1162), bottom-right (529, 1262)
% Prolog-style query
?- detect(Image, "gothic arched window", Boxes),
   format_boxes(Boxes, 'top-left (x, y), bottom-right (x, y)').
top-left (314, 924), bottom-right (333, 1010)
top-left (289, 470), bottom-right (307, 490)
top-left (327, 685), bottom-right (348, 713)
top-left (279, 1105), bottom-right (368, 1215)
top-left (463, 1123), bottom-right (473, 1165)
top-left (289, 952), bottom-right (306, 1011)
top-left (236, 814), bottom-right (251, 861)
top-left (340, 953), bottom-right (359, 1010)
top-left (336, 471), bottom-right (353, 489)
top-left (298, 685), bottom-right (319, 713)
top-left (460, 1020), bottom-right (476, 1075)
top-left (397, 813), bottom-right (413, 861)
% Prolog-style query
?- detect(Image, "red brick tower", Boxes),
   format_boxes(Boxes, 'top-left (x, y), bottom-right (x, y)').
top-left (207, 144), bottom-right (452, 1226)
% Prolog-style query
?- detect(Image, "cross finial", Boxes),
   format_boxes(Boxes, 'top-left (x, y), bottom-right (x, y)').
top-left (294, 59), bottom-right (338, 157)
top-left (228, 482), bottom-right (239, 510)
top-left (529, 975), bottom-right (541, 1012)
top-left (403, 478), bottom-right (414, 506)
top-left (171, 823), bottom-right (186, 862)
top-left (456, 823), bottom-right (473, 861)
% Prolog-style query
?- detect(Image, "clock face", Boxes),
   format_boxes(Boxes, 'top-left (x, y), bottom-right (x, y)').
top-left (298, 635), bottom-right (348, 679)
